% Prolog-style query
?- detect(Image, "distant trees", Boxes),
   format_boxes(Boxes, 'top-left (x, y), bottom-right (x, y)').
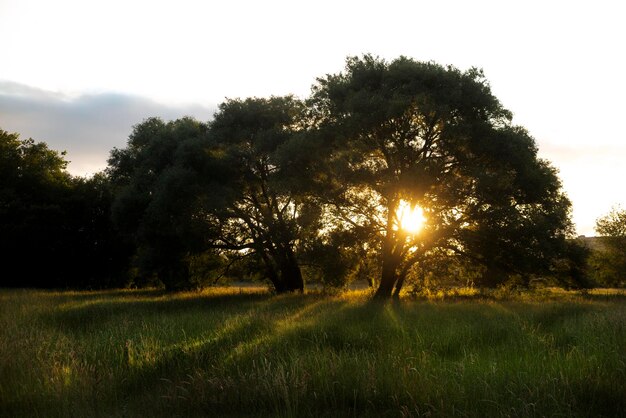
top-left (589, 207), bottom-right (626, 287)
top-left (0, 129), bottom-right (130, 288)
top-left (1, 129), bottom-right (69, 287)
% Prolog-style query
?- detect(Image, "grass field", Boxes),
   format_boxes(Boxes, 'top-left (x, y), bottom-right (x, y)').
top-left (0, 287), bottom-right (624, 417)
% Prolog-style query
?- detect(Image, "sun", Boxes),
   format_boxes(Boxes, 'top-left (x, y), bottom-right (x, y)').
top-left (396, 200), bottom-right (426, 234)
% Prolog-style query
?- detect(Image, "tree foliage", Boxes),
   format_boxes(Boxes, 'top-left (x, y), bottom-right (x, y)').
top-left (106, 99), bottom-right (323, 292)
top-left (590, 207), bottom-right (626, 287)
top-left (201, 96), bottom-right (315, 292)
top-left (0, 129), bottom-right (130, 288)
top-left (107, 117), bottom-right (211, 289)
top-left (309, 55), bottom-right (574, 297)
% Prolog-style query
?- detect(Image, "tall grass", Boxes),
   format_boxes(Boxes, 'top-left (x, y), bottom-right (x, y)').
top-left (0, 287), bottom-right (624, 417)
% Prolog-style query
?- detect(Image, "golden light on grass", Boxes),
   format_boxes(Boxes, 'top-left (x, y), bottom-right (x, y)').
top-left (396, 200), bottom-right (426, 234)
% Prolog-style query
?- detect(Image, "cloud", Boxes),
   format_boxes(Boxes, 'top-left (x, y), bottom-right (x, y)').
top-left (0, 81), bottom-right (216, 175)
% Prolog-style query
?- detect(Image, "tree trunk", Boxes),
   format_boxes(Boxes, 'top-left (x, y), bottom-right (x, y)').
top-left (260, 252), bottom-right (283, 293)
top-left (264, 247), bottom-right (304, 294)
top-left (160, 257), bottom-right (191, 291)
top-left (374, 245), bottom-right (399, 299)
top-left (374, 204), bottom-right (400, 300)
top-left (279, 249), bottom-right (304, 293)
top-left (392, 274), bottom-right (405, 299)
top-left (282, 262), bottom-right (304, 292)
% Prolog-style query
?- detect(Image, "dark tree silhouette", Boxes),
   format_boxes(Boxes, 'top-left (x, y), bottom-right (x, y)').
top-left (202, 96), bottom-right (317, 293)
top-left (0, 129), bottom-right (130, 288)
top-left (309, 55), bottom-right (574, 298)
top-left (107, 117), bottom-right (211, 289)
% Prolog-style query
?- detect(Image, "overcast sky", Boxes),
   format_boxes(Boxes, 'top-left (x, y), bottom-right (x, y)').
top-left (1, 0), bottom-right (624, 236)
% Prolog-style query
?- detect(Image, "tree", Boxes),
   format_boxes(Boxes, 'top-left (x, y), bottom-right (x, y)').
top-left (107, 117), bottom-right (212, 289)
top-left (0, 128), bottom-right (130, 288)
top-left (0, 129), bottom-right (71, 287)
top-left (62, 173), bottom-right (134, 288)
top-left (596, 206), bottom-right (626, 238)
top-left (590, 206), bottom-right (626, 287)
top-left (309, 55), bottom-right (573, 298)
top-left (202, 96), bottom-right (316, 293)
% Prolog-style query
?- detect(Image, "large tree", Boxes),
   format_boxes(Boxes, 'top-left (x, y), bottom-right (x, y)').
top-left (202, 96), bottom-right (317, 293)
top-left (107, 100), bottom-right (323, 292)
top-left (310, 55), bottom-right (573, 298)
top-left (107, 117), bottom-right (211, 289)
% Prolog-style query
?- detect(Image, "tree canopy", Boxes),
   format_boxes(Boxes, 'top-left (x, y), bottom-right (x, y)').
top-left (107, 117), bottom-right (211, 289)
top-left (0, 129), bottom-right (130, 288)
top-left (308, 55), bottom-right (574, 297)
top-left (200, 96), bottom-right (317, 292)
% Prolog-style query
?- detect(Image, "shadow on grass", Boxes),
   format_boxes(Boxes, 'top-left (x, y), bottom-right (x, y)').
top-left (107, 296), bottom-right (359, 415)
top-left (44, 289), bottom-right (274, 333)
top-left (22, 288), bottom-right (625, 417)
top-left (112, 296), bottom-right (626, 416)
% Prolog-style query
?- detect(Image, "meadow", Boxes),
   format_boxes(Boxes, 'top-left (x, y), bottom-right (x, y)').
top-left (0, 287), bottom-right (624, 417)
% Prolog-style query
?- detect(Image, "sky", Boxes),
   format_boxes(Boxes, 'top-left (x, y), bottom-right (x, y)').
top-left (1, 0), bottom-right (624, 236)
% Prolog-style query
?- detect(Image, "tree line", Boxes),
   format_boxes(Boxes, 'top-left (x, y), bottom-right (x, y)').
top-left (2, 56), bottom-right (623, 295)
